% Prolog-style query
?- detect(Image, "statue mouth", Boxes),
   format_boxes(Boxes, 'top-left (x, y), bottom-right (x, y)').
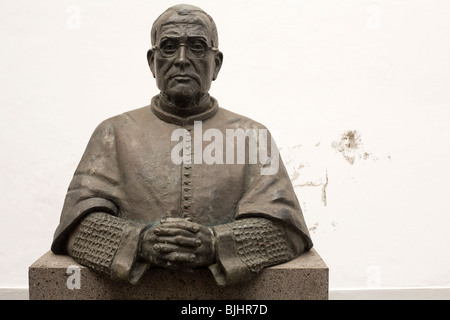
top-left (174, 75), bottom-right (192, 80)
top-left (170, 74), bottom-right (199, 84)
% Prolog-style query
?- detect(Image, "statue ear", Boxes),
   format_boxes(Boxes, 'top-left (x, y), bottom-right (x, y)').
top-left (147, 49), bottom-right (156, 78)
top-left (212, 51), bottom-right (223, 81)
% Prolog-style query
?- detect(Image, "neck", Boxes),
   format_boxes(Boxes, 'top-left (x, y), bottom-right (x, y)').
top-left (159, 92), bottom-right (212, 117)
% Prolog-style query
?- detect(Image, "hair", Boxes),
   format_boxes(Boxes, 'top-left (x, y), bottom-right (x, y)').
top-left (151, 4), bottom-right (219, 47)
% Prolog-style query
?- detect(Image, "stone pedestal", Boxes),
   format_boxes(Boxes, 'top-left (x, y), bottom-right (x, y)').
top-left (29, 249), bottom-right (328, 300)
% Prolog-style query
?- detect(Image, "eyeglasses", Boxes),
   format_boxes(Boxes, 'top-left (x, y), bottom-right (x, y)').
top-left (152, 38), bottom-right (219, 58)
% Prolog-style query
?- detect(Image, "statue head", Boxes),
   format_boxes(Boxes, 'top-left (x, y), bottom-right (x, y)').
top-left (147, 4), bottom-right (223, 108)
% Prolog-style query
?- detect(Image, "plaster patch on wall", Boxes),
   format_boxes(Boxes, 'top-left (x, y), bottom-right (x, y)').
top-left (309, 222), bottom-right (319, 233)
top-left (331, 221), bottom-right (337, 231)
top-left (280, 144), bottom-right (329, 208)
top-left (331, 130), bottom-right (373, 164)
top-left (295, 181), bottom-right (324, 187)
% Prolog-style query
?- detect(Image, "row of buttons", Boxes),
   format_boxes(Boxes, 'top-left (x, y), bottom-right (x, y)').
top-left (181, 127), bottom-right (193, 219)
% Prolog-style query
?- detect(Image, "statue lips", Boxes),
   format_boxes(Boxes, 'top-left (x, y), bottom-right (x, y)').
top-left (170, 74), bottom-right (200, 85)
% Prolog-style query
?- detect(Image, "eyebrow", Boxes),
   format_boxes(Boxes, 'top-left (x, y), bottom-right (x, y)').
top-left (159, 36), bottom-right (209, 42)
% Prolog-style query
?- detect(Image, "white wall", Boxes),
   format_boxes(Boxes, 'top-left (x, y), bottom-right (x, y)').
top-left (1, 0), bottom-right (449, 291)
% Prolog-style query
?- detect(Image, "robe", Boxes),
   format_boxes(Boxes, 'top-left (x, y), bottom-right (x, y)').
top-left (51, 95), bottom-right (313, 284)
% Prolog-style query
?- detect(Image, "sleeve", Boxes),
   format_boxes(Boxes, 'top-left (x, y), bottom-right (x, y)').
top-left (52, 119), bottom-right (125, 253)
top-left (209, 128), bottom-right (313, 286)
top-left (67, 212), bottom-right (149, 285)
top-left (209, 218), bottom-right (307, 286)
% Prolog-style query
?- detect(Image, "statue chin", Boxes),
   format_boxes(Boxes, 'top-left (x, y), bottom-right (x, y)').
top-left (165, 90), bottom-right (202, 108)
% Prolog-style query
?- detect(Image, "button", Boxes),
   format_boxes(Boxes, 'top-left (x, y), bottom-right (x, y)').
top-left (184, 195), bottom-right (190, 200)
top-left (184, 204), bottom-right (190, 209)
top-left (184, 173), bottom-right (191, 177)
top-left (184, 181), bottom-right (190, 185)
top-left (184, 187), bottom-right (190, 192)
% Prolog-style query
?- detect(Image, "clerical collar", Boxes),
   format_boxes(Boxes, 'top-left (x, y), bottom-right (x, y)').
top-left (151, 94), bottom-right (219, 126)
top-left (158, 93), bottom-right (212, 117)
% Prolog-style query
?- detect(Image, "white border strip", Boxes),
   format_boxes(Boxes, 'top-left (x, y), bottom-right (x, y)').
top-left (2, 287), bottom-right (450, 300)
top-left (0, 288), bottom-right (29, 300)
top-left (330, 287), bottom-right (450, 300)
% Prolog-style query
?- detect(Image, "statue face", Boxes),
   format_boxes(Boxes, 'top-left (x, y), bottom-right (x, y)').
top-left (148, 13), bottom-right (223, 107)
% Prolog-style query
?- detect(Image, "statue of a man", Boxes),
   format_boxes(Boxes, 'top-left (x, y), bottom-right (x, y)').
top-left (51, 4), bottom-right (313, 286)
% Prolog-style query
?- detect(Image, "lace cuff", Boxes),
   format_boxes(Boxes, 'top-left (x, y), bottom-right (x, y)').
top-left (69, 212), bottom-right (149, 284)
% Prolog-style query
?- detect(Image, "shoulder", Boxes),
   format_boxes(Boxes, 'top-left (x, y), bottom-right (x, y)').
top-left (214, 106), bottom-right (268, 131)
top-left (93, 105), bottom-right (152, 132)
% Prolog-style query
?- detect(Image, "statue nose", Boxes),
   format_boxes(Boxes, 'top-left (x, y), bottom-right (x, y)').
top-left (174, 45), bottom-right (190, 67)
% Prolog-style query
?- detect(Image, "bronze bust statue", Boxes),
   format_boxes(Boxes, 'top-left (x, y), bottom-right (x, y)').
top-left (51, 4), bottom-right (313, 287)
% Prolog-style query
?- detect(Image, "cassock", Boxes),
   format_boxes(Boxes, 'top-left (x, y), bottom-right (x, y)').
top-left (51, 94), bottom-right (313, 285)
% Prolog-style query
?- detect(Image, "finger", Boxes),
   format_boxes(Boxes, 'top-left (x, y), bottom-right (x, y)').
top-left (159, 221), bottom-right (200, 233)
top-left (153, 243), bottom-right (180, 253)
top-left (157, 235), bottom-right (202, 247)
top-left (161, 217), bottom-right (191, 223)
top-left (154, 227), bottom-right (195, 237)
top-left (162, 252), bottom-right (196, 263)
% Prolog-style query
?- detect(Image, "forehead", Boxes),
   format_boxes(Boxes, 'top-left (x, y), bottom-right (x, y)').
top-left (156, 13), bottom-right (213, 42)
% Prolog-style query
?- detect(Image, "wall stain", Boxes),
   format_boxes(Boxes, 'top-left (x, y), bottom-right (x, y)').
top-left (332, 130), bottom-right (372, 164)
top-left (295, 181), bottom-right (323, 187)
top-left (308, 222), bottom-right (319, 233)
top-left (280, 144), bottom-right (329, 208)
top-left (331, 221), bottom-right (337, 231)
top-left (293, 170), bottom-right (328, 207)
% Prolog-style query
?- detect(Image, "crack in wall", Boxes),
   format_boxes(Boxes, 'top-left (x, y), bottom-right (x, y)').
top-left (293, 169), bottom-right (328, 207)
top-left (321, 170), bottom-right (328, 207)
